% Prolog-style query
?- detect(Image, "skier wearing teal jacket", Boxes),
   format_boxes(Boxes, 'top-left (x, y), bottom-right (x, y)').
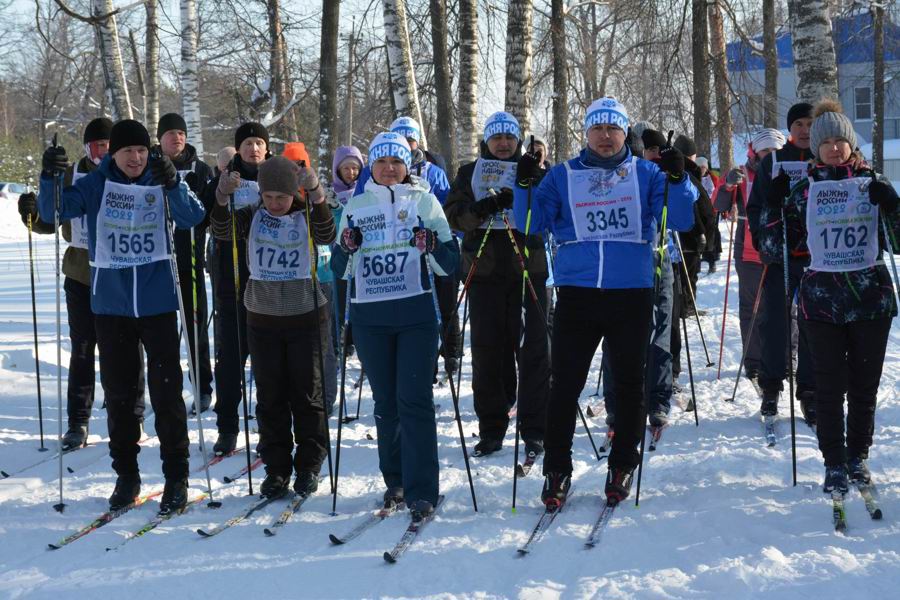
top-left (331, 132), bottom-right (458, 521)
top-left (513, 97), bottom-right (697, 508)
top-left (38, 119), bottom-right (205, 516)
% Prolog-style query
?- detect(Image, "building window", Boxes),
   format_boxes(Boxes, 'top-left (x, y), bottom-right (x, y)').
top-left (855, 87), bottom-right (872, 121)
top-left (746, 94), bottom-right (764, 126)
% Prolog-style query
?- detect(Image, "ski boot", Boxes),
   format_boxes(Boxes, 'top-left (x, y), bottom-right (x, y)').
top-left (410, 499), bottom-right (434, 523)
top-left (293, 471), bottom-right (319, 496)
top-left (524, 439), bottom-right (544, 457)
top-left (109, 473), bottom-right (141, 511)
top-left (383, 486), bottom-right (404, 509)
top-left (605, 467), bottom-right (634, 504)
top-left (823, 464), bottom-right (849, 495)
top-left (260, 473), bottom-right (290, 498)
top-left (473, 437), bottom-right (503, 457)
top-left (847, 457), bottom-right (871, 485)
top-left (159, 478), bottom-right (188, 515)
top-left (540, 472), bottom-right (571, 510)
top-left (213, 432), bottom-right (238, 456)
top-left (760, 389), bottom-right (779, 417)
top-left (797, 390), bottom-right (816, 428)
top-left (61, 425), bottom-right (88, 451)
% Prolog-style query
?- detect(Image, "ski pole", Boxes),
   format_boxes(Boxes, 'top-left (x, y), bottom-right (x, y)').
top-left (228, 174), bottom-right (254, 496)
top-left (351, 367), bottom-right (364, 422)
top-left (453, 213), bottom-right (495, 314)
top-left (305, 191), bottom-right (335, 495)
top-left (26, 212), bottom-right (47, 451)
top-left (51, 133), bottom-right (66, 513)
top-left (726, 264), bottom-right (768, 402)
top-left (682, 314), bottom-right (699, 426)
top-left (419, 216), bottom-right (478, 512)
top-left (673, 232), bottom-right (714, 367)
top-left (160, 176), bottom-right (219, 507)
top-left (454, 294), bottom-right (468, 401)
top-left (780, 201), bottom-right (797, 487)
top-left (332, 215), bottom-right (356, 514)
top-left (874, 173), bottom-right (900, 302)
top-left (589, 366), bottom-right (602, 398)
top-left (717, 189), bottom-right (737, 380)
top-left (635, 136), bottom-right (672, 508)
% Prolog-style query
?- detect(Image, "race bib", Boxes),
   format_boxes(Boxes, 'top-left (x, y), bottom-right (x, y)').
top-left (92, 180), bottom-right (169, 269)
top-left (806, 177), bottom-right (879, 272)
top-left (565, 158), bottom-right (643, 243)
top-left (233, 179), bottom-right (260, 209)
top-left (352, 196), bottom-right (423, 303)
top-left (69, 168), bottom-right (89, 250)
top-left (471, 158), bottom-right (517, 230)
top-left (772, 160), bottom-right (808, 189)
top-left (701, 175), bottom-right (714, 198)
top-left (247, 208), bottom-right (310, 281)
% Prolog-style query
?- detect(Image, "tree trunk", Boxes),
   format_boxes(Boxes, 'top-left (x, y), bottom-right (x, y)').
top-left (550, 0), bottom-right (568, 159)
top-left (93, 0), bottom-right (132, 120)
top-left (872, 4), bottom-right (884, 173)
top-left (180, 0), bottom-right (204, 156)
top-left (457, 0), bottom-right (478, 164)
top-left (788, 0), bottom-right (838, 102)
top-left (504, 0), bottom-right (533, 134)
top-left (383, 0), bottom-right (427, 148)
top-left (708, 0), bottom-right (732, 172)
top-left (343, 21), bottom-right (357, 146)
top-left (319, 0), bottom-right (340, 178)
top-left (267, 0), bottom-right (297, 140)
top-left (762, 0), bottom-right (778, 128)
top-left (691, 0), bottom-right (710, 157)
top-left (597, 15), bottom-right (617, 98)
top-left (127, 29), bottom-right (146, 120)
top-left (145, 0), bottom-right (159, 130)
top-left (429, 0), bottom-right (456, 176)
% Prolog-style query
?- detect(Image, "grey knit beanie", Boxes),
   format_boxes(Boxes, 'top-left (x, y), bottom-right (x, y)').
top-left (810, 101), bottom-right (858, 160)
top-left (257, 156), bottom-right (300, 196)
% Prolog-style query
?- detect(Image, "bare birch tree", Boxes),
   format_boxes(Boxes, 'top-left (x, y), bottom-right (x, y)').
top-left (550, 0), bottom-right (568, 158)
top-left (788, 0), bottom-right (839, 102)
top-left (457, 0), bottom-right (478, 164)
top-left (319, 0), bottom-right (340, 178)
top-left (505, 0), bottom-right (533, 134)
top-left (872, 2), bottom-right (884, 173)
top-left (691, 0), bottom-right (710, 157)
top-left (93, 0), bottom-right (131, 120)
top-left (145, 0), bottom-right (159, 129)
top-left (708, 0), bottom-right (732, 171)
top-left (180, 0), bottom-right (203, 156)
top-left (429, 0), bottom-right (456, 175)
top-left (382, 0), bottom-right (426, 147)
top-left (762, 0), bottom-right (778, 128)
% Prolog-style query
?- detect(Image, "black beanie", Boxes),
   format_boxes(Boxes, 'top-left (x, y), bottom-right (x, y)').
top-left (641, 129), bottom-right (667, 150)
top-left (83, 117), bottom-right (113, 144)
top-left (674, 134), bottom-right (697, 157)
top-left (156, 113), bottom-right (188, 140)
top-left (235, 122), bottom-right (270, 149)
top-left (108, 120), bottom-right (152, 156)
top-left (787, 102), bottom-right (814, 130)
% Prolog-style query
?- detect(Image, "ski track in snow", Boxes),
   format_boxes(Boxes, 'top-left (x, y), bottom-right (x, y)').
top-left (1, 200), bottom-right (899, 599)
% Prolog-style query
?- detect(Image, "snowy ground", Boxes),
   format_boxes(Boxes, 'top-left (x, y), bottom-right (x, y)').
top-left (1, 198), bottom-right (899, 600)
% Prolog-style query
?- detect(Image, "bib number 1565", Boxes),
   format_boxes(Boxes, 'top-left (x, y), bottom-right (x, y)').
top-left (108, 232), bottom-right (155, 255)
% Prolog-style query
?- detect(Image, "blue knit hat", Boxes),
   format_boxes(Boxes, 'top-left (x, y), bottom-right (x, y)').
top-left (584, 97), bottom-right (629, 133)
top-left (390, 117), bottom-right (421, 142)
top-left (368, 132), bottom-right (412, 170)
top-left (483, 111), bottom-right (521, 143)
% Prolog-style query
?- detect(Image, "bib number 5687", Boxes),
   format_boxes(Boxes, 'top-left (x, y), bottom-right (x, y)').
top-left (586, 206), bottom-right (630, 233)
top-left (362, 251), bottom-right (409, 278)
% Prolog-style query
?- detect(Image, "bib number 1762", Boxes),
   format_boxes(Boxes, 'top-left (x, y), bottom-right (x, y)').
top-left (818, 225), bottom-right (869, 250)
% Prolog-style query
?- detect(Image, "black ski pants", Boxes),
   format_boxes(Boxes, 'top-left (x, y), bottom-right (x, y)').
top-left (805, 317), bottom-right (891, 467)
top-left (212, 240), bottom-right (250, 435)
top-left (545, 286), bottom-right (653, 474)
top-left (95, 312), bottom-right (188, 480)
top-left (468, 275), bottom-right (550, 442)
top-left (248, 316), bottom-right (329, 477)
top-left (758, 260), bottom-right (815, 396)
top-left (734, 257), bottom-right (765, 375)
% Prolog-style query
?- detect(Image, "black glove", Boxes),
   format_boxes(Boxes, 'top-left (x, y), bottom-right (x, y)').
top-left (150, 154), bottom-right (178, 189)
top-left (769, 168), bottom-right (792, 209)
top-left (659, 146), bottom-right (685, 179)
top-left (516, 152), bottom-right (542, 187)
top-left (410, 226), bottom-right (438, 253)
top-left (472, 188), bottom-right (512, 220)
top-left (42, 146), bottom-right (68, 176)
top-left (18, 192), bottom-right (37, 220)
top-left (340, 226), bottom-right (363, 254)
top-left (869, 178), bottom-right (899, 213)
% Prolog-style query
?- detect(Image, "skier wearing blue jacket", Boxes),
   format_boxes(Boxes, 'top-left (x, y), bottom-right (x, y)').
top-left (513, 97), bottom-right (698, 507)
top-left (39, 119), bottom-right (206, 515)
top-left (331, 133), bottom-right (459, 521)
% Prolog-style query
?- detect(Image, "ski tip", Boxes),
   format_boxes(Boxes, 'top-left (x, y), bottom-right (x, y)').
top-left (328, 534), bottom-right (344, 545)
top-left (196, 529), bottom-right (212, 537)
top-left (47, 543), bottom-right (61, 550)
top-left (223, 477), bottom-right (234, 483)
top-left (383, 551), bottom-right (397, 564)
top-left (263, 528), bottom-right (276, 537)
top-left (207, 501), bottom-right (222, 509)
top-left (516, 548), bottom-right (529, 556)
top-left (1, 470), bottom-right (8, 478)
